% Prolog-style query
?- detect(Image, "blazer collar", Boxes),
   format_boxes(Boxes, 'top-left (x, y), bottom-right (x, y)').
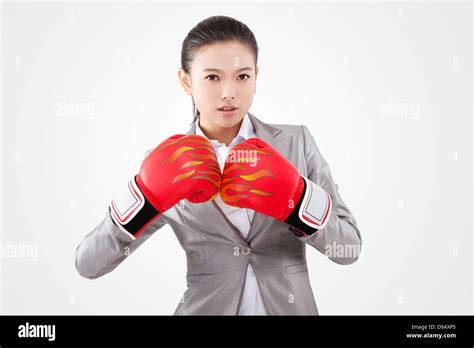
top-left (186, 111), bottom-right (283, 139)
top-left (194, 112), bottom-right (256, 144)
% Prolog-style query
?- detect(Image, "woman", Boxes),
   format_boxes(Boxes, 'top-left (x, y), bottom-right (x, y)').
top-left (75, 15), bottom-right (362, 315)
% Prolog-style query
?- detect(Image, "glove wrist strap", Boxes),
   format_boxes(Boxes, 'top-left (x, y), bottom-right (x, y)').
top-left (109, 175), bottom-right (161, 240)
top-left (285, 176), bottom-right (332, 237)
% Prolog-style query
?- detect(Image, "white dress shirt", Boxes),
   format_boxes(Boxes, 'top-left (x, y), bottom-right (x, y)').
top-left (195, 113), bottom-right (268, 315)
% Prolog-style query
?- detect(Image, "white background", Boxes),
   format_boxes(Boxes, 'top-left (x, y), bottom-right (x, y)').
top-left (1, 1), bottom-right (472, 314)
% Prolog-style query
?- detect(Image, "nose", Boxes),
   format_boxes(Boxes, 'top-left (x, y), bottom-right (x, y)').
top-left (221, 82), bottom-right (236, 100)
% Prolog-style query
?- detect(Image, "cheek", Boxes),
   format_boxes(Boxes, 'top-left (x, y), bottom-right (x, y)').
top-left (244, 81), bottom-right (256, 94)
top-left (240, 85), bottom-right (255, 101)
top-left (194, 82), bottom-right (218, 102)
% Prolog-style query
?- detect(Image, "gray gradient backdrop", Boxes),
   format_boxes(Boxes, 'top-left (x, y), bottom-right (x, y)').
top-left (1, 1), bottom-right (472, 314)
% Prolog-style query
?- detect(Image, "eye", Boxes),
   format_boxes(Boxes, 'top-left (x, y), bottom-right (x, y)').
top-left (205, 75), bottom-right (219, 81)
top-left (238, 74), bottom-right (250, 81)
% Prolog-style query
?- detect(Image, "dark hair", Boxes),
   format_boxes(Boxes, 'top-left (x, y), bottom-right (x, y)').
top-left (180, 16), bottom-right (259, 123)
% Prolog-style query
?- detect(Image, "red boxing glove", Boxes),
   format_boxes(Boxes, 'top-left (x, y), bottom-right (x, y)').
top-left (221, 138), bottom-right (332, 236)
top-left (110, 134), bottom-right (221, 239)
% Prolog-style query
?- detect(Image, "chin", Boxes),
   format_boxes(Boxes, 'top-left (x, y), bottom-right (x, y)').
top-left (213, 112), bottom-right (244, 128)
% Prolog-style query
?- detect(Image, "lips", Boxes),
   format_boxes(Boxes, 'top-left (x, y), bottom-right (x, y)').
top-left (218, 106), bottom-right (238, 111)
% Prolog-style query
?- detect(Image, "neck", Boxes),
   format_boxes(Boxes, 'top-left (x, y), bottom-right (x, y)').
top-left (198, 117), bottom-right (242, 146)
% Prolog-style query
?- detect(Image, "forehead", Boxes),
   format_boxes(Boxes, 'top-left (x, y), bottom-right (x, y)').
top-left (191, 41), bottom-right (255, 71)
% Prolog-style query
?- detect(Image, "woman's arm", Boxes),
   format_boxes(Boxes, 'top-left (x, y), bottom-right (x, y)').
top-left (74, 146), bottom-right (168, 280)
top-left (74, 210), bottom-right (167, 279)
top-left (75, 134), bottom-right (221, 279)
top-left (294, 125), bottom-right (362, 265)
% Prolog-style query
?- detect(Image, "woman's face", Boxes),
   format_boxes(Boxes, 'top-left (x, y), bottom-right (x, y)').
top-left (179, 41), bottom-right (258, 129)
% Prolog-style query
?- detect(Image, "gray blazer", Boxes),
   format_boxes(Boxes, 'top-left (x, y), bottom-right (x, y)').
top-left (75, 112), bottom-right (362, 315)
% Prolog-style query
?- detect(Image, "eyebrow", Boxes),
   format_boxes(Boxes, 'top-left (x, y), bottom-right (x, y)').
top-left (202, 67), bottom-right (253, 73)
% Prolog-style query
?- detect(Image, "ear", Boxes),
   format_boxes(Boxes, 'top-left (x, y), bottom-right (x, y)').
top-left (254, 66), bottom-right (259, 94)
top-left (177, 68), bottom-right (193, 96)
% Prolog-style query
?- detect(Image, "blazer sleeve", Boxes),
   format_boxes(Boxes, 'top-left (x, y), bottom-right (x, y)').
top-left (74, 149), bottom-right (168, 279)
top-left (74, 210), bottom-right (167, 279)
top-left (291, 125), bottom-right (362, 265)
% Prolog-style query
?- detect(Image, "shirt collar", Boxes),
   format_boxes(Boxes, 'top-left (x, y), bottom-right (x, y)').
top-left (195, 112), bottom-right (256, 146)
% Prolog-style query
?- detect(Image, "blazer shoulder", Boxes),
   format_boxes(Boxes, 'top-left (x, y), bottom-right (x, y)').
top-left (267, 123), bottom-right (306, 138)
top-left (267, 123), bottom-right (314, 151)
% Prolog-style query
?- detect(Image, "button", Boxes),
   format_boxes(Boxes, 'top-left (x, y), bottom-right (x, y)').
top-left (240, 246), bottom-right (251, 255)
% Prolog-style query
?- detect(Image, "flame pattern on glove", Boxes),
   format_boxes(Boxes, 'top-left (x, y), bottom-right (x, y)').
top-left (154, 135), bottom-right (222, 202)
top-left (220, 149), bottom-right (275, 205)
